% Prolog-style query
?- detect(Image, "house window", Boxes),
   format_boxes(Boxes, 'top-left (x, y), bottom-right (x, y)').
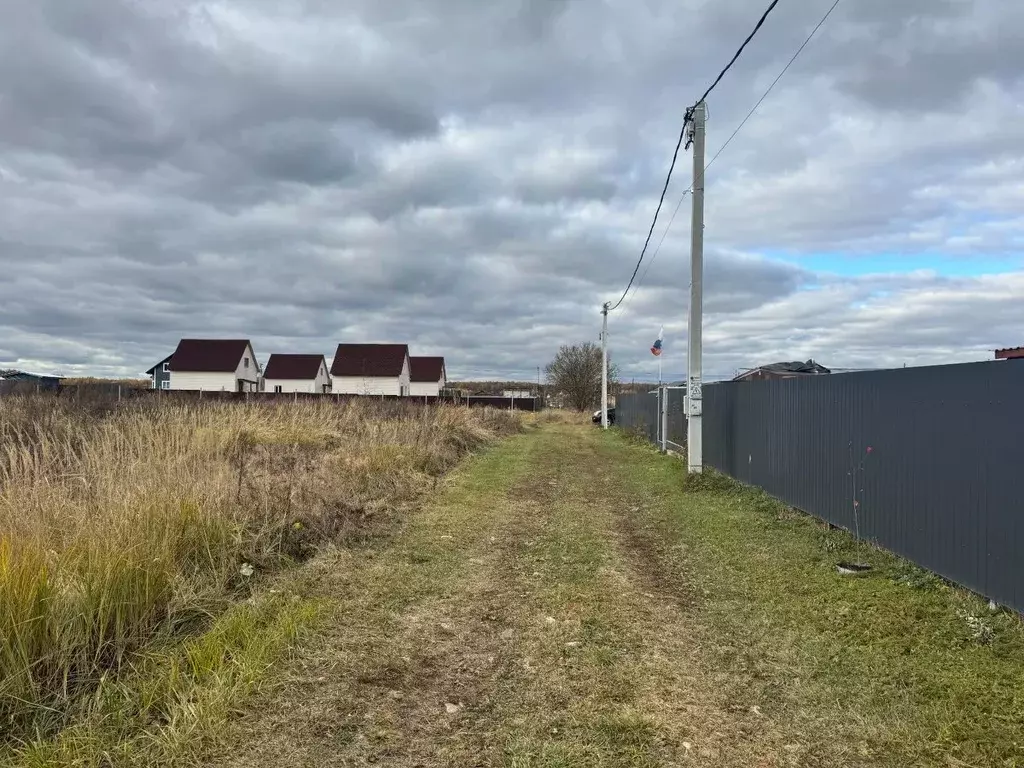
top-left (274, 385), bottom-right (283, 393)
top-left (161, 380), bottom-right (170, 390)
top-left (162, 362), bottom-right (169, 373)
top-left (243, 357), bottom-right (249, 369)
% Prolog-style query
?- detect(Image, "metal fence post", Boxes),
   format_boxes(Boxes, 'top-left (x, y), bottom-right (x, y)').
top-left (660, 385), bottom-right (668, 453)
top-left (655, 387), bottom-right (662, 447)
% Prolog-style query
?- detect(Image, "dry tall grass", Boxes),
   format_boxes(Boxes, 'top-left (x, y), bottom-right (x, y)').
top-left (0, 396), bottom-right (518, 741)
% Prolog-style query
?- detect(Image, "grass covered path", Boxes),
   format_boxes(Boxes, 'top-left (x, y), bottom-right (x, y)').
top-left (211, 422), bottom-right (1024, 767)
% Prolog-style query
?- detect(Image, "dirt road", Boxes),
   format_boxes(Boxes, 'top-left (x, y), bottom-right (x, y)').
top-left (211, 422), bottom-right (1024, 767)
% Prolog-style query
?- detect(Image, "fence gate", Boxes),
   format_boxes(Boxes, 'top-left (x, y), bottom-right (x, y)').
top-left (616, 388), bottom-right (687, 452)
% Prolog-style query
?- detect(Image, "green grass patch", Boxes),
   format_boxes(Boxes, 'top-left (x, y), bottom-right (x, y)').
top-left (5, 584), bottom-right (324, 767)
top-left (600, 430), bottom-right (1024, 767)
top-left (484, 426), bottom-right (674, 767)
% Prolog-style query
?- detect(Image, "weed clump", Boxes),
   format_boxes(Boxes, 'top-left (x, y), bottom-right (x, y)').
top-left (0, 396), bottom-right (519, 741)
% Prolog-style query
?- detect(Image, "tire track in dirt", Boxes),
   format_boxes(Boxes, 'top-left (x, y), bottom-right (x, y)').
top-left (213, 424), bottom-right (790, 766)
top-left (209, 434), bottom-right (560, 767)
top-left (453, 424), bottom-right (716, 765)
top-left (603, 451), bottom-right (817, 766)
top-left (351, 467), bottom-right (561, 767)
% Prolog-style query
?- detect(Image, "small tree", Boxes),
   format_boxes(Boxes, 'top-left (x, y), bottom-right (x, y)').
top-left (545, 342), bottom-right (616, 411)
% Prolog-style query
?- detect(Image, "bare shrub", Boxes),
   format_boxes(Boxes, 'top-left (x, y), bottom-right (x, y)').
top-left (544, 342), bottom-right (618, 412)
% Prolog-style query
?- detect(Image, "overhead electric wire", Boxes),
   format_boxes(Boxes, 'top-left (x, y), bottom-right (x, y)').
top-left (621, 0), bottom-right (842, 311)
top-left (621, 188), bottom-right (691, 311)
top-left (605, 116), bottom-right (691, 312)
top-left (608, 0), bottom-right (785, 313)
top-left (701, 0), bottom-right (842, 170)
top-left (691, 0), bottom-right (782, 123)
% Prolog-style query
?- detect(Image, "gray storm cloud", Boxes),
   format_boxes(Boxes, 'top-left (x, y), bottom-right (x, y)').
top-left (1, 0), bottom-right (1022, 380)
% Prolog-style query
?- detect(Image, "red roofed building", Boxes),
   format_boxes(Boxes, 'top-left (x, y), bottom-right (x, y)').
top-left (995, 347), bottom-right (1024, 360)
top-left (167, 339), bottom-right (260, 392)
top-left (409, 356), bottom-right (447, 397)
top-left (330, 343), bottom-right (411, 396)
top-left (263, 354), bottom-right (331, 394)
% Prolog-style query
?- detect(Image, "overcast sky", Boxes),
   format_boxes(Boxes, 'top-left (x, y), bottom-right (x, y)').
top-left (2, 0), bottom-right (1022, 381)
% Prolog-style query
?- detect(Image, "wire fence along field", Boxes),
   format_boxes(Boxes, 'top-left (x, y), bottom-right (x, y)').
top-left (0, 383), bottom-right (545, 411)
top-left (621, 362), bottom-right (1024, 613)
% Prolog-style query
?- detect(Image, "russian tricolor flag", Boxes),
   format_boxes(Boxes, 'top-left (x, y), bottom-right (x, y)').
top-left (650, 326), bottom-right (663, 357)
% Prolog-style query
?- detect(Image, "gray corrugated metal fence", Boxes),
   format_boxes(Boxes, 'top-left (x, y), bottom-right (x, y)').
top-left (663, 388), bottom-right (687, 451)
top-left (616, 389), bottom-right (687, 450)
top-left (702, 361), bottom-right (1024, 613)
top-left (617, 392), bottom-right (659, 442)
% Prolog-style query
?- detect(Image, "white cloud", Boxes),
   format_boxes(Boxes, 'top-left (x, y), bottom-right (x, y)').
top-left (0, 0), bottom-right (1022, 381)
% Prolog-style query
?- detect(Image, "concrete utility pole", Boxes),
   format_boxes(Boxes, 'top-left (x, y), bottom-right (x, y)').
top-left (601, 302), bottom-right (609, 429)
top-left (687, 101), bottom-right (706, 473)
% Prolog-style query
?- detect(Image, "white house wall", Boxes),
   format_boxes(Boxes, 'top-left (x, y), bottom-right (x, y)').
top-left (234, 344), bottom-right (260, 387)
top-left (265, 360), bottom-right (331, 393)
top-left (410, 381), bottom-right (441, 397)
top-left (332, 375), bottom-right (402, 395)
top-left (399, 357), bottom-right (411, 395)
top-left (316, 360), bottom-right (331, 392)
top-left (169, 372), bottom-right (240, 392)
top-left (263, 378), bottom-right (317, 394)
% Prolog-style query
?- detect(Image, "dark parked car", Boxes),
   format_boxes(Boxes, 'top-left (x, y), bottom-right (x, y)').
top-left (592, 407), bottom-right (615, 425)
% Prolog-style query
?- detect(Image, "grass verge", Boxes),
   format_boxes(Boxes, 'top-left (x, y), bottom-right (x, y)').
top-left (601, 430), bottom-right (1024, 767)
top-left (10, 574), bottom-right (323, 767)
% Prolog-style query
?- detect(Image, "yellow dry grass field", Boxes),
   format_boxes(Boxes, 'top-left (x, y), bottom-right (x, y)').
top-left (59, 378), bottom-right (152, 388)
top-left (0, 395), bottom-right (518, 757)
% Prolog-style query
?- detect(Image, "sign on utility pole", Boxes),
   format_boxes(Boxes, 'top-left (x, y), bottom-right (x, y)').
top-left (601, 302), bottom-right (609, 429)
top-left (687, 102), bottom-right (706, 473)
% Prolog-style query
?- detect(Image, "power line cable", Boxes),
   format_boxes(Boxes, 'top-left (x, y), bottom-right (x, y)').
top-left (606, 115), bottom-right (691, 312)
top-left (701, 0), bottom-right (842, 167)
top-left (608, 0), bottom-right (785, 313)
top-left (689, 0), bottom-right (782, 129)
top-left (621, 0), bottom-right (842, 310)
top-left (621, 188), bottom-right (691, 311)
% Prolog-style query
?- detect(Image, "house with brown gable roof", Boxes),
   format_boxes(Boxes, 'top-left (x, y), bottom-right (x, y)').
top-left (409, 356), bottom-right (447, 397)
top-left (167, 339), bottom-right (260, 392)
top-left (263, 354), bottom-right (331, 394)
top-left (330, 343), bottom-right (411, 396)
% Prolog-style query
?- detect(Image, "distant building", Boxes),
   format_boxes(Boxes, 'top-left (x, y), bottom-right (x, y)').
top-left (263, 354), bottom-right (331, 394)
top-left (146, 354), bottom-right (174, 390)
top-left (733, 359), bottom-right (831, 382)
top-left (0, 370), bottom-right (62, 392)
top-left (502, 389), bottom-right (534, 398)
top-left (330, 343), bottom-right (411, 396)
top-left (995, 347), bottom-right (1024, 360)
top-left (167, 339), bottom-right (261, 392)
top-left (409, 356), bottom-right (447, 397)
